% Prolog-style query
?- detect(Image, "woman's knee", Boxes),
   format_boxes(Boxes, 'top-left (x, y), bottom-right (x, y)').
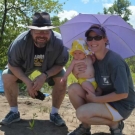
top-left (76, 103), bottom-right (99, 121)
top-left (76, 106), bottom-right (90, 121)
top-left (68, 83), bottom-right (81, 95)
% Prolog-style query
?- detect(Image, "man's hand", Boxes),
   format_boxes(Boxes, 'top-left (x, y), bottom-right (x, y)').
top-left (32, 73), bottom-right (46, 92)
top-left (25, 80), bottom-right (37, 98)
top-left (72, 62), bottom-right (87, 78)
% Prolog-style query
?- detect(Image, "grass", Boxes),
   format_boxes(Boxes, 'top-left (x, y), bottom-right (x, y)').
top-left (131, 72), bottom-right (135, 84)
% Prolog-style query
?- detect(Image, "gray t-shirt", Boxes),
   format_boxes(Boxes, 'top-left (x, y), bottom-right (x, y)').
top-left (94, 50), bottom-right (135, 119)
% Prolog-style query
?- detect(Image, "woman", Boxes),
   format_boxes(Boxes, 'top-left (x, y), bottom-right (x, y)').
top-left (67, 24), bottom-right (135, 135)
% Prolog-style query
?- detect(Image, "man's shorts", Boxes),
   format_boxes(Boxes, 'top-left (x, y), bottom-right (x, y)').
top-left (2, 68), bottom-right (65, 86)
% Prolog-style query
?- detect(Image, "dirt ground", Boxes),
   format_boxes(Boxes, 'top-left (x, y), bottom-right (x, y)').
top-left (0, 94), bottom-right (135, 135)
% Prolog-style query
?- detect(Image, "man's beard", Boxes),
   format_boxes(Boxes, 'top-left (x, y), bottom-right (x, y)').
top-left (34, 37), bottom-right (48, 48)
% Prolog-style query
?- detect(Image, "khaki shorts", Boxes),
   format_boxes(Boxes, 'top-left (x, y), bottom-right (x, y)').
top-left (2, 68), bottom-right (65, 86)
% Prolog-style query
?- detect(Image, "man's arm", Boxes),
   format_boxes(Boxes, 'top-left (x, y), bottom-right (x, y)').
top-left (45, 65), bottom-right (63, 78)
top-left (8, 63), bottom-right (31, 84)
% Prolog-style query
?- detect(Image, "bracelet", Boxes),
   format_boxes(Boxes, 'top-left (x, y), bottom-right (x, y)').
top-left (44, 72), bottom-right (49, 78)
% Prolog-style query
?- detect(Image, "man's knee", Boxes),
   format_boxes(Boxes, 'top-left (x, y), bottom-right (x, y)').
top-left (2, 73), bottom-right (18, 84)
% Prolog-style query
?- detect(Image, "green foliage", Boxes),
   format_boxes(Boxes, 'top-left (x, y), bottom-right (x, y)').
top-left (51, 16), bottom-right (69, 33)
top-left (103, 0), bottom-right (132, 22)
top-left (51, 16), bottom-right (61, 33)
top-left (131, 72), bottom-right (135, 84)
top-left (126, 56), bottom-right (135, 73)
top-left (28, 113), bottom-right (38, 135)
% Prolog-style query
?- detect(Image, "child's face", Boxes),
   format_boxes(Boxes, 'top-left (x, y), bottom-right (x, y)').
top-left (72, 50), bottom-right (86, 60)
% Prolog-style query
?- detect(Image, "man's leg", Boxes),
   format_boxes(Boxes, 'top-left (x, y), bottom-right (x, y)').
top-left (0, 69), bottom-right (20, 125)
top-left (52, 76), bottom-right (66, 109)
top-left (49, 69), bottom-right (67, 126)
top-left (3, 74), bottom-right (18, 107)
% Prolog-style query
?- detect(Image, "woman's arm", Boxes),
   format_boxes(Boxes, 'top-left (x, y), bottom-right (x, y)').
top-left (95, 92), bottom-right (128, 103)
top-left (86, 91), bottom-right (128, 103)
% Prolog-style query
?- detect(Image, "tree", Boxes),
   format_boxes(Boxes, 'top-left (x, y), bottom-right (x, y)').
top-left (0, 0), bottom-right (65, 69)
top-left (103, 0), bottom-right (132, 22)
top-left (51, 16), bottom-right (61, 33)
top-left (51, 16), bottom-right (69, 33)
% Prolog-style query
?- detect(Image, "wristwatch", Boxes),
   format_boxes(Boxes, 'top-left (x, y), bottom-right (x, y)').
top-left (44, 72), bottom-right (49, 78)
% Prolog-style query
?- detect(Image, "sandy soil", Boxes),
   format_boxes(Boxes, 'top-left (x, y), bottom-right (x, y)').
top-left (0, 94), bottom-right (135, 135)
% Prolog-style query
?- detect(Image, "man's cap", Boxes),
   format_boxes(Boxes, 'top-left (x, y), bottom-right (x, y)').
top-left (27, 12), bottom-right (57, 30)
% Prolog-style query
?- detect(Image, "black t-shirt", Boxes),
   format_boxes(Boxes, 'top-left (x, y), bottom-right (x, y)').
top-left (34, 44), bottom-right (46, 67)
top-left (94, 50), bottom-right (135, 119)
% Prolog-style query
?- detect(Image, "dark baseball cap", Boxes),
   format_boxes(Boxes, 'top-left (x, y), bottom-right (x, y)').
top-left (85, 24), bottom-right (106, 37)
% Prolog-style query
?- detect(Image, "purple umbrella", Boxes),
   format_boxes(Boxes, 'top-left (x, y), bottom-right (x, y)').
top-left (60, 14), bottom-right (135, 58)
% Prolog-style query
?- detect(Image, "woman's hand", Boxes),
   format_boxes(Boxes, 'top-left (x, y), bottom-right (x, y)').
top-left (95, 87), bottom-right (102, 96)
top-left (72, 62), bottom-right (87, 78)
top-left (86, 90), bottom-right (97, 103)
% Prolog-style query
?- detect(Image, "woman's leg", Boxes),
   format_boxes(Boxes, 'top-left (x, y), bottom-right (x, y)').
top-left (76, 103), bottom-right (122, 129)
top-left (68, 83), bottom-right (87, 110)
top-left (68, 83), bottom-right (91, 135)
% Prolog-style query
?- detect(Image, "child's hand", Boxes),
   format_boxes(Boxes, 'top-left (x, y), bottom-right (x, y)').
top-left (60, 76), bottom-right (67, 82)
top-left (90, 53), bottom-right (96, 63)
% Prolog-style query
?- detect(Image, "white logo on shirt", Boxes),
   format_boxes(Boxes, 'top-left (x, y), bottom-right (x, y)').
top-left (102, 76), bottom-right (111, 85)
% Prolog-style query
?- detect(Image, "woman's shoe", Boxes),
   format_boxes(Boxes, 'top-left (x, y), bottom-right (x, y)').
top-left (110, 121), bottom-right (124, 135)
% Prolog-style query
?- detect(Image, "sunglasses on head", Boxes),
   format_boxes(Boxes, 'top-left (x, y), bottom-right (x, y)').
top-left (87, 35), bottom-right (103, 41)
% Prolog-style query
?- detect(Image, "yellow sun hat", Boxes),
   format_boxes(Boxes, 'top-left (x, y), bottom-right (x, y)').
top-left (69, 39), bottom-right (91, 56)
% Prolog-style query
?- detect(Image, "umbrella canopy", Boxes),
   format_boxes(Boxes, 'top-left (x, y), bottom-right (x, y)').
top-left (60, 14), bottom-right (135, 58)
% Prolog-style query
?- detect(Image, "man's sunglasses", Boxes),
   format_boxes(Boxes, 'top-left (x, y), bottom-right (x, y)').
top-left (87, 35), bottom-right (103, 41)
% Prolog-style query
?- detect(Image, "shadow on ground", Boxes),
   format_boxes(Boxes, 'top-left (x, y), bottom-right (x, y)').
top-left (92, 132), bottom-right (126, 135)
top-left (0, 119), bottom-right (68, 135)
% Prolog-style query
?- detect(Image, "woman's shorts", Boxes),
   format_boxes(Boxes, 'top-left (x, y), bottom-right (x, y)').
top-left (105, 103), bottom-right (123, 121)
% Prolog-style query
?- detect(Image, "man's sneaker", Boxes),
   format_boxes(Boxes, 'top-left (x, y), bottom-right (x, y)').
top-left (67, 124), bottom-right (91, 135)
top-left (0, 111), bottom-right (20, 125)
top-left (110, 121), bottom-right (124, 135)
top-left (50, 113), bottom-right (65, 126)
